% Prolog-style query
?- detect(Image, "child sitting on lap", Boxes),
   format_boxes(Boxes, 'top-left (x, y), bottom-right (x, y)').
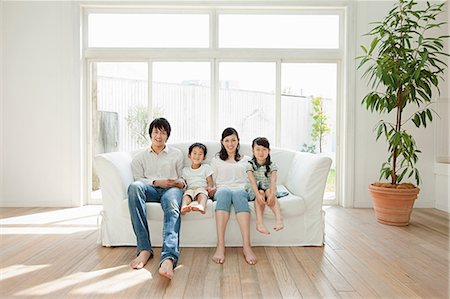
top-left (181, 143), bottom-right (214, 214)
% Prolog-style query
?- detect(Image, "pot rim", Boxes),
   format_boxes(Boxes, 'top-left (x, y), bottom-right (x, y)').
top-left (369, 184), bottom-right (420, 194)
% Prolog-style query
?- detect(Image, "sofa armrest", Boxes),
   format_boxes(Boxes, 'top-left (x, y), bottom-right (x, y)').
top-left (94, 152), bottom-right (134, 209)
top-left (284, 152), bottom-right (332, 211)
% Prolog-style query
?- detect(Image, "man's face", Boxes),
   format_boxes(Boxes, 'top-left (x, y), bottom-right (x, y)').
top-left (150, 127), bottom-right (168, 147)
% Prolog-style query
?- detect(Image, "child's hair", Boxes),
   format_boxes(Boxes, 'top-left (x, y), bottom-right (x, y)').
top-left (188, 142), bottom-right (207, 156)
top-left (218, 127), bottom-right (241, 161)
top-left (251, 137), bottom-right (271, 177)
top-left (148, 118), bottom-right (171, 139)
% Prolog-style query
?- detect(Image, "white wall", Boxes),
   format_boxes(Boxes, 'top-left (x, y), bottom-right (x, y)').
top-left (0, 1), bottom-right (447, 208)
top-left (1, 2), bottom-right (81, 207)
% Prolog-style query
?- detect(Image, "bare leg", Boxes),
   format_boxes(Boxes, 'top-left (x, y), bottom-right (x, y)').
top-left (159, 258), bottom-right (174, 280)
top-left (212, 210), bottom-right (229, 264)
top-left (192, 194), bottom-right (207, 214)
top-left (255, 191), bottom-right (270, 234)
top-left (181, 195), bottom-right (192, 215)
top-left (130, 250), bottom-right (152, 269)
top-left (235, 212), bottom-right (257, 265)
top-left (266, 190), bottom-right (284, 231)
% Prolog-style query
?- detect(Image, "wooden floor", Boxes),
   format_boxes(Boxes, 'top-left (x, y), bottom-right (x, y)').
top-left (0, 206), bottom-right (448, 299)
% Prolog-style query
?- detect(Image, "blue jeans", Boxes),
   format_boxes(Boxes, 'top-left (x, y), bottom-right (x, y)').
top-left (213, 187), bottom-right (250, 213)
top-left (127, 181), bottom-right (183, 267)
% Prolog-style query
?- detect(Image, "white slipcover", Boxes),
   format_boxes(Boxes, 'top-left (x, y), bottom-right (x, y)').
top-left (95, 142), bottom-right (332, 247)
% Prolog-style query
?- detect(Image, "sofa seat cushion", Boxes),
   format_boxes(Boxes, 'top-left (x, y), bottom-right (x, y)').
top-left (248, 185), bottom-right (306, 219)
top-left (121, 185), bottom-right (304, 221)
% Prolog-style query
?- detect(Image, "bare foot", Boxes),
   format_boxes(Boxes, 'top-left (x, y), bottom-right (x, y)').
top-left (159, 259), bottom-right (174, 280)
top-left (274, 220), bottom-right (284, 231)
top-left (256, 223), bottom-right (270, 235)
top-left (212, 246), bottom-right (225, 264)
top-left (243, 246), bottom-right (257, 265)
top-left (181, 205), bottom-right (191, 215)
top-left (192, 205), bottom-right (206, 214)
top-left (130, 250), bottom-right (152, 269)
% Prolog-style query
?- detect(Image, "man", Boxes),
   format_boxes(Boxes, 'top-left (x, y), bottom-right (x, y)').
top-left (127, 118), bottom-right (184, 279)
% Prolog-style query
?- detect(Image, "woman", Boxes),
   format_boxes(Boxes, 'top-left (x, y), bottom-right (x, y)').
top-left (210, 127), bottom-right (257, 265)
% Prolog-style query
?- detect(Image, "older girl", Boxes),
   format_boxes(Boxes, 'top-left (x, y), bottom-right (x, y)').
top-left (210, 128), bottom-right (257, 265)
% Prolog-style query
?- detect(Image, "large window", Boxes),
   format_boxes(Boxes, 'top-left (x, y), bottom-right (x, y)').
top-left (86, 8), bottom-right (344, 204)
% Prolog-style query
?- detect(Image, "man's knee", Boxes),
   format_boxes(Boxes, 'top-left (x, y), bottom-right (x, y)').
top-left (128, 181), bottom-right (145, 194)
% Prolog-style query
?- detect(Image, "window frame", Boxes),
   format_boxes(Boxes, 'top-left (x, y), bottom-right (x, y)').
top-left (83, 5), bottom-right (348, 206)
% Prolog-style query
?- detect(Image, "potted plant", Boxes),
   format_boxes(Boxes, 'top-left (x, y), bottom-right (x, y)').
top-left (357, 0), bottom-right (449, 225)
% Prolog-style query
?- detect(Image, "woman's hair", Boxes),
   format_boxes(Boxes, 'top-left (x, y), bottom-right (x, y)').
top-left (218, 127), bottom-right (241, 161)
top-left (251, 137), bottom-right (271, 177)
top-left (188, 142), bottom-right (207, 156)
top-left (148, 118), bottom-right (171, 139)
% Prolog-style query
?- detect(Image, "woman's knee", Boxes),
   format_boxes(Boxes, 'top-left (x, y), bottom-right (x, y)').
top-left (214, 188), bottom-right (232, 212)
top-left (231, 190), bottom-right (250, 213)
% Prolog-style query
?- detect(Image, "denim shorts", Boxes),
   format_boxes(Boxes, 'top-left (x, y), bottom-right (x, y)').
top-left (213, 187), bottom-right (250, 213)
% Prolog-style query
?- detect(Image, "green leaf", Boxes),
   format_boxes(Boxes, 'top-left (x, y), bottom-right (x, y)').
top-left (412, 114), bottom-right (421, 127)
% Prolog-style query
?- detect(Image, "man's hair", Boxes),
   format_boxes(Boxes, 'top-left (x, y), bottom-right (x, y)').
top-left (188, 142), bottom-right (207, 156)
top-left (148, 118), bottom-right (171, 138)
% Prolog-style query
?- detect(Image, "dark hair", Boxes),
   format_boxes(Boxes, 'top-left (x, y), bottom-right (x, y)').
top-left (218, 127), bottom-right (241, 161)
top-left (250, 137), bottom-right (271, 177)
top-left (148, 118), bottom-right (171, 139)
top-left (188, 142), bottom-right (207, 156)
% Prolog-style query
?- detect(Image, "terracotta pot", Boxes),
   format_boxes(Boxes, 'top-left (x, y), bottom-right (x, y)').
top-left (368, 184), bottom-right (420, 226)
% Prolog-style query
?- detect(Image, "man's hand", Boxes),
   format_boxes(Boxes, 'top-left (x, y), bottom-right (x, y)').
top-left (153, 179), bottom-right (183, 189)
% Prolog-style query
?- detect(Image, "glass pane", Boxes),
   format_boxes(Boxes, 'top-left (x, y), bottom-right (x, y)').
top-left (281, 63), bottom-right (337, 199)
top-left (88, 14), bottom-right (209, 48)
top-left (219, 14), bottom-right (339, 49)
top-left (218, 62), bottom-right (275, 144)
top-left (152, 62), bottom-right (211, 143)
top-left (94, 62), bottom-right (148, 153)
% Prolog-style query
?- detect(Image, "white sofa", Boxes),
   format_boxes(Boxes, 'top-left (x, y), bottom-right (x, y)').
top-left (95, 142), bottom-right (332, 247)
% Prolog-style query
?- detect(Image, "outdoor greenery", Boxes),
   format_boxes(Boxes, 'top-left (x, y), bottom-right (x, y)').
top-left (310, 96), bottom-right (331, 153)
top-left (357, 0), bottom-right (449, 186)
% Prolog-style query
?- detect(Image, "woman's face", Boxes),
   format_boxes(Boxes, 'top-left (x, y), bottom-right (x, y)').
top-left (222, 134), bottom-right (239, 155)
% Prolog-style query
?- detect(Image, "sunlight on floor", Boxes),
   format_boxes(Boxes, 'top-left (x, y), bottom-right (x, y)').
top-left (0, 264), bottom-right (50, 280)
top-left (73, 267), bottom-right (153, 294)
top-left (0, 206), bottom-right (102, 234)
top-left (14, 266), bottom-right (137, 296)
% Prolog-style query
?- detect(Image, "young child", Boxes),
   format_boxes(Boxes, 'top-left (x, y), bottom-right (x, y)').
top-left (181, 143), bottom-right (214, 214)
top-left (245, 137), bottom-right (284, 234)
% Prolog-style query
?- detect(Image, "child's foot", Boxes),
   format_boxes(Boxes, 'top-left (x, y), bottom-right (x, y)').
top-left (212, 246), bottom-right (225, 264)
top-left (256, 223), bottom-right (270, 235)
top-left (159, 259), bottom-right (174, 280)
top-left (274, 220), bottom-right (284, 231)
top-left (192, 204), bottom-right (206, 214)
top-left (130, 250), bottom-right (153, 269)
top-left (243, 246), bottom-right (257, 265)
top-left (181, 205), bottom-right (191, 215)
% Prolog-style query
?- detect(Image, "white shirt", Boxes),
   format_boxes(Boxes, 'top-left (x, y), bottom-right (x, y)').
top-left (210, 155), bottom-right (250, 189)
top-left (131, 145), bottom-right (184, 186)
top-left (182, 164), bottom-right (214, 188)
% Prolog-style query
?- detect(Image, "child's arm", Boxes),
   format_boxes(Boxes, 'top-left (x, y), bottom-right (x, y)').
top-left (206, 175), bottom-right (216, 197)
top-left (247, 171), bottom-right (265, 204)
top-left (267, 170), bottom-right (278, 206)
